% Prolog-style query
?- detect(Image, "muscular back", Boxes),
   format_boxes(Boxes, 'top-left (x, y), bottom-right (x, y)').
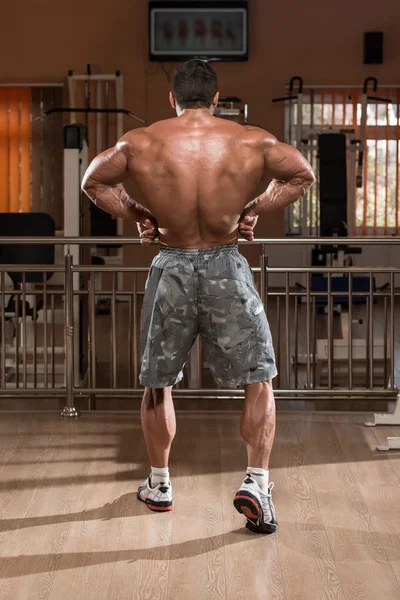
top-left (123, 112), bottom-right (267, 248)
top-left (83, 109), bottom-right (314, 249)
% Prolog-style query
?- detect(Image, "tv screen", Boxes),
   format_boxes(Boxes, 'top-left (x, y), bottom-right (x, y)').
top-left (149, 1), bottom-right (248, 62)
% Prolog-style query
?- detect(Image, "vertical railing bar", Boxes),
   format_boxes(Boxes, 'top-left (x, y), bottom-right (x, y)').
top-left (0, 272), bottom-right (6, 388)
top-left (327, 273), bottom-right (333, 389)
top-left (306, 272), bottom-right (311, 389)
top-left (133, 272), bottom-right (138, 388)
top-left (348, 272), bottom-right (353, 389)
top-left (43, 273), bottom-right (48, 389)
top-left (366, 297), bottom-right (370, 386)
top-left (51, 293), bottom-right (55, 388)
top-left (390, 272), bottom-right (395, 388)
top-left (14, 285), bottom-right (20, 389)
top-left (87, 280), bottom-right (92, 410)
top-left (259, 245), bottom-right (266, 306)
top-left (128, 293), bottom-right (133, 388)
top-left (369, 272), bottom-right (374, 389)
top-left (33, 300), bottom-right (37, 388)
top-left (111, 271), bottom-right (117, 389)
top-left (89, 274), bottom-right (97, 410)
top-left (276, 296), bottom-right (281, 389)
top-left (312, 295), bottom-right (317, 389)
top-left (294, 295), bottom-right (299, 389)
top-left (22, 273), bottom-right (27, 388)
top-left (383, 295), bottom-right (388, 389)
top-left (285, 272), bottom-right (290, 389)
top-left (61, 249), bottom-right (78, 417)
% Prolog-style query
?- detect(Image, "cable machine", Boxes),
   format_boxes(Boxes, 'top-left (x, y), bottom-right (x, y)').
top-left (273, 77), bottom-right (393, 388)
top-left (35, 65), bottom-right (147, 384)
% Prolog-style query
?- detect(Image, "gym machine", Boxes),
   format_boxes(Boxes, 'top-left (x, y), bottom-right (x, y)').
top-left (273, 77), bottom-right (393, 387)
top-left (214, 97), bottom-right (248, 124)
top-left (35, 65), bottom-right (147, 384)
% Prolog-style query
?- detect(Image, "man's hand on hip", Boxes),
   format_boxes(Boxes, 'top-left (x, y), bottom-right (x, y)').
top-left (137, 211), bottom-right (159, 246)
top-left (239, 207), bottom-right (258, 242)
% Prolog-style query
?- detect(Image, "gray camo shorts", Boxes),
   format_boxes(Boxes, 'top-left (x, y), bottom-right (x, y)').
top-left (140, 244), bottom-right (277, 388)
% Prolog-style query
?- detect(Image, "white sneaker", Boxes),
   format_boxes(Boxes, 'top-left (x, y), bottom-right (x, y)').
top-left (137, 476), bottom-right (173, 512)
top-left (233, 474), bottom-right (278, 534)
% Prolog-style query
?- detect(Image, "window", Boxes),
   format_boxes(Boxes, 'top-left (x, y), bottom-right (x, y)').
top-left (0, 87), bottom-right (31, 213)
top-left (0, 85), bottom-right (64, 227)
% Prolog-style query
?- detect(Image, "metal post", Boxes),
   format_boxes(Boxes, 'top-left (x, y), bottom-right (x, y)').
top-left (383, 296), bottom-right (388, 388)
top-left (22, 273), bottom-right (27, 388)
top-left (88, 275), bottom-right (97, 410)
top-left (259, 244), bottom-right (267, 305)
top-left (306, 272), bottom-right (311, 388)
top-left (390, 272), bottom-right (395, 388)
top-left (294, 295), bottom-right (299, 389)
top-left (348, 273), bottom-right (353, 389)
top-left (133, 273), bottom-right (138, 387)
top-left (327, 273), bottom-right (333, 389)
top-left (369, 272), bottom-right (374, 389)
top-left (0, 272), bottom-right (5, 388)
top-left (43, 274), bottom-right (48, 388)
top-left (61, 250), bottom-right (80, 418)
top-left (51, 294), bottom-right (56, 388)
top-left (285, 272), bottom-right (291, 389)
top-left (111, 272), bottom-right (117, 388)
top-left (312, 295), bottom-right (317, 388)
top-left (276, 296), bottom-right (281, 389)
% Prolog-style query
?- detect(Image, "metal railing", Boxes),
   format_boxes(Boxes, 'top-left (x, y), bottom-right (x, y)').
top-left (0, 237), bottom-right (399, 415)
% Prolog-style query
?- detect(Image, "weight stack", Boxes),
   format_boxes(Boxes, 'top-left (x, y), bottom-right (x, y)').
top-left (318, 133), bottom-right (348, 237)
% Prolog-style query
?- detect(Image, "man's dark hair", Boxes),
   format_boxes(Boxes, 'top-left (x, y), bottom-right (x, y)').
top-left (172, 60), bottom-right (218, 109)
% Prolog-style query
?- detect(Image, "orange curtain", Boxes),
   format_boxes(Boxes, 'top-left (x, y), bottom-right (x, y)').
top-left (0, 87), bottom-right (31, 213)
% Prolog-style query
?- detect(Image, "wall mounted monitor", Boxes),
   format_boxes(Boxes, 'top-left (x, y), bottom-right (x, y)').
top-left (149, 1), bottom-right (248, 61)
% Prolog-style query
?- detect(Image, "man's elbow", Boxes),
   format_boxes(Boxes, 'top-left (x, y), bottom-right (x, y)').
top-left (81, 176), bottom-right (95, 199)
top-left (295, 169), bottom-right (315, 197)
top-left (304, 167), bottom-right (316, 189)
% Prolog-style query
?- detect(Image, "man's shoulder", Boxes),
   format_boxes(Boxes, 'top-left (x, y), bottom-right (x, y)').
top-left (242, 125), bottom-right (277, 147)
top-left (117, 126), bottom-right (160, 154)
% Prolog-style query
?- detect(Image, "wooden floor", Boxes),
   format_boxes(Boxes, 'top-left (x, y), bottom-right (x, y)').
top-left (0, 412), bottom-right (400, 599)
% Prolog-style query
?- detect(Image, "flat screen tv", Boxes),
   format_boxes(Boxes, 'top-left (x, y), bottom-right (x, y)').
top-left (149, 1), bottom-right (248, 61)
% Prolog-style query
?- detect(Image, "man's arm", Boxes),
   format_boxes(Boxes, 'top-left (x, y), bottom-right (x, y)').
top-left (239, 134), bottom-right (315, 241)
top-left (81, 138), bottom-right (149, 222)
top-left (81, 135), bottom-right (158, 245)
top-left (248, 136), bottom-right (315, 215)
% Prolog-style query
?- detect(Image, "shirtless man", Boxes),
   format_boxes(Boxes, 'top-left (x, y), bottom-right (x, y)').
top-left (82, 60), bottom-right (315, 534)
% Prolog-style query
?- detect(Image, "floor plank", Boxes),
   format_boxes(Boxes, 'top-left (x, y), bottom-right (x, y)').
top-left (218, 415), bottom-right (285, 600)
top-left (272, 420), bottom-right (345, 600)
top-left (0, 413), bottom-right (400, 599)
top-left (105, 433), bottom-right (172, 600)
top-left (0, 417), bottom-right (129, 600)
top-left (166, 417), bottom-right (226, 600)
top-left (47, 417), bottom-right (143, 600)
top-left (294, 418), bottom-right (400, 599)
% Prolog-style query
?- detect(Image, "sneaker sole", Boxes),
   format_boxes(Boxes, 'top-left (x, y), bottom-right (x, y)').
top-left (233, 491), bottom-right (278, 535)
top-left (137, 492), bottom-right (173, 512)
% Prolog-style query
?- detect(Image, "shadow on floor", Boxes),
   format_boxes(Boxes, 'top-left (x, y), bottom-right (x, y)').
top-left (0, 527), bottom-right (253, 579)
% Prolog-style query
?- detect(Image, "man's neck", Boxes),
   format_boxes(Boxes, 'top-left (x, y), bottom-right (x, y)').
top-left (177, 107), bottom-right (213, 118)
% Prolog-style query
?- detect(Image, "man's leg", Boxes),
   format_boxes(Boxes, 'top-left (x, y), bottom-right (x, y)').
top-left (233, 380), bottom-right (278, 534)
top-left (141, 386), bottom-right (176, 467)
top-left (137, 386), bottom-right (176, 511)
top-left (240, 380), bottom-right (276, 470)
top-left (138, 248), bottom-right (197, 511)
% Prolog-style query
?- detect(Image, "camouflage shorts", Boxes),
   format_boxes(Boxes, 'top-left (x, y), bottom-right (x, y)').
top-left (140, 244), bottom-right (277, 388)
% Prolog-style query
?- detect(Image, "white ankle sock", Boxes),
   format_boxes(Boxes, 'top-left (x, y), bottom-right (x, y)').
top-left (247, 466), bottom-right (269, 493)
top-left (150, 466), bottom-right (169, 488)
